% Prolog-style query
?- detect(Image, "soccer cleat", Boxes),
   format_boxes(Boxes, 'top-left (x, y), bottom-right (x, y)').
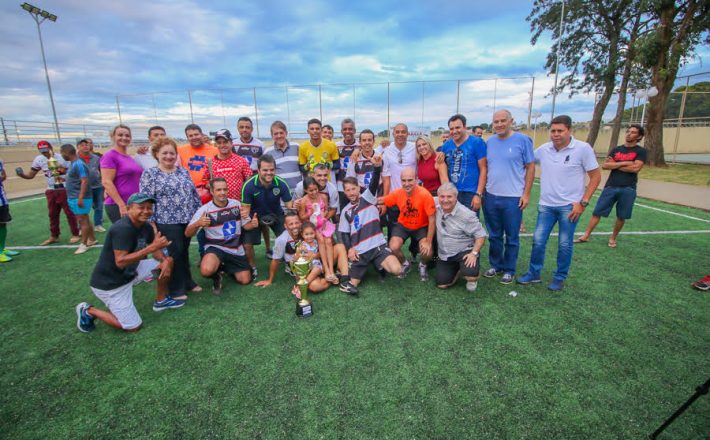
top-left (466, 281), bottom-right (478, 292)
top-left (74, 244), bottom-right (89, 255)
top-left (483, 268), bottom-right (499, 278)
top-left (69, 235), bottom-right (81, 244)
top-left (419, 262), bottom-right (428, 282)
top-left (547, 279), bottom-right (565, 291)
top-left (0, 253), bottom-right (12, 263)
top-left (3, 249), bottom-right (19, 256)
top-left (339, 281), bottom-right (359, 296)
top-left (94, 225), bottom-right (106, 233)
top-left (75, 302), bottom-right (96, 333)
top-left (516, 272), bottom-right (541, 285)
top-left (251, 266), bottom-right (258, 281)
top-left (152, 296), bottom-right (186, 312)
top-left (212, 272), bottom-right (223, 295)
top-left (398, 260), bottom-right (411, 279)
top-left (500, 273), bottom-right (514, 285)
top-left (692, 280), bottom-right (709, 291)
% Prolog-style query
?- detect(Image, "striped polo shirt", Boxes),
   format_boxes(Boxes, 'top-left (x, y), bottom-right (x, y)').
top-left (338, 187), bottom-right (386, 254)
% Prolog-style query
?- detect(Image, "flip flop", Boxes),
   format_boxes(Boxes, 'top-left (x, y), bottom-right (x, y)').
top-left (608, 240), bottom-right (617, 248)
top-left (573, 237), bottom-right (589, 244)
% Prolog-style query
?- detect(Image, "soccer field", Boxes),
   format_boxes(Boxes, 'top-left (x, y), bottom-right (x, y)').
top-left (1, 186), bottom-right (708, 439)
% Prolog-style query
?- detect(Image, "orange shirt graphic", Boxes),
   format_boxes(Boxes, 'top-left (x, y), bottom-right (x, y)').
top-left (178, 144), bottom-right (219, 186)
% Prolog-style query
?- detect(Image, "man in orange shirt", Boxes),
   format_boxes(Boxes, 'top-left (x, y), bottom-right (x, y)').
top-left (177, 124), bottom-right (218, 187)
top-left (380, 168), bottom-right (436, 281)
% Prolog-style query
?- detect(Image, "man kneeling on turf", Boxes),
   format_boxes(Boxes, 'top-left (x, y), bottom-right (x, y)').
top-left (255, 210), bottom-right (331, 293)
top-left (338, 154), bottom-right (405, 295)
top-left (75, 193), bottom-right (178, 333)
top-left (186, 177), bottom-right (259, 294)
top-left (435, 183), bottom-right (487, 292)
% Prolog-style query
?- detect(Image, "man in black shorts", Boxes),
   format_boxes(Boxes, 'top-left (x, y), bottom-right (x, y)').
top-left (240, 155), bottom-right (294, 279)
top-left (435, 183), bottom-right (487, 292)
top-left (187, 178), bottom-right (259, 294)
top-left (338, 154), bottom-right (404, 295)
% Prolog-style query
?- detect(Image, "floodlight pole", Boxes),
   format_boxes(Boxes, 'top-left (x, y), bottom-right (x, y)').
top-left (22, 5), bottom-right (61, 142)
top-left (550, 0), bottom-right (565, 123)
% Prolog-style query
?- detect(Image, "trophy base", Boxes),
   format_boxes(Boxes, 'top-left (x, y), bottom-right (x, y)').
top-left (296, 299), bottom-right (313, 318)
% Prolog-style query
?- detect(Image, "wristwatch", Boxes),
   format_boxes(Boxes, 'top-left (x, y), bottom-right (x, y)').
top-left (580, 200), bottom-right (589, 208)
top-left (470, 251), bottom-right (479, 257)
top-left (473, 192), bottom-right (482, 198)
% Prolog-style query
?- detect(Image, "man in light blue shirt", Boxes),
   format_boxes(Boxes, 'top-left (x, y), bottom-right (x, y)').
top-left (517, 115), bottom-right (601, 291)
top-left (482, 110), bottom-right (535, 284)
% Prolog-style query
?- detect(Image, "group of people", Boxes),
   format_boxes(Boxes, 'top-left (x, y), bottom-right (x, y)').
top-left (0, 111), bottom-right (651, 333)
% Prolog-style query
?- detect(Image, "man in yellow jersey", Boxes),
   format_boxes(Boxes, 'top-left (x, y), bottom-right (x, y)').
top-left (298, 118), bottom-right (339, 180)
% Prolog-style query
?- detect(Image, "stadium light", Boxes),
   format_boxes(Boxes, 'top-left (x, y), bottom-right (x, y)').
top-left (20, 2), bottom-right (61, 142)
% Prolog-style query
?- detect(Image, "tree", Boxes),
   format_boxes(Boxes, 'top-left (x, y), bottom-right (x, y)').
top-left (528, 0), bottom-right (645, 148)
top-left (636, 0), bottom-right (710, 166)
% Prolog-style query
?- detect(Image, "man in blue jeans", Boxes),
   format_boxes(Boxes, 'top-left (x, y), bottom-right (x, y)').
top-left (482, 110), bottom-right (535, 284)
top-left (517, 115), bottom-right (601, 291)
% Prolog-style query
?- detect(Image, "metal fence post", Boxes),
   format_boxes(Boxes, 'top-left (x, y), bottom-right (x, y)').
top-left (253, 88), bottom-right (260, 138)
top-left (421, 81), bottom-right (425, 128)
top-left (527, 77), bottom-right (535, 129)
top-left (116, 96), bottom-right (122, 124)
top-left (318, 84), bottom-right (323, 122)
top-left (0, 117), bottom-right (8, 145)
top-left (285, 87), bottom-right (291, 129)
top-left (152, 94), bottom-right (158, 125)
top-left (187, 90), bottom-right (194, 123)
top-left (220, 90), bottom-right (226, 127)
top-left (492, 78), bottom-right (498, 115)
top-left (671, 76), bottom-right (690, 163)
top-left (14, 120), bottom-right (20, 143)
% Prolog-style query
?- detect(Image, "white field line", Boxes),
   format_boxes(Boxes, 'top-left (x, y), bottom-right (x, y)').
top-left (6, 229), bottom-right (709, 251)
top-left (11, 196), bottom-right (44, 204)
top-left (532, 182), bottom-right (710, 223)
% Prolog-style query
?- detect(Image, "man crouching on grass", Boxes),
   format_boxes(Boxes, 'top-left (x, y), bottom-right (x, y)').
top-left (75, 193), bottom-right (180, 333)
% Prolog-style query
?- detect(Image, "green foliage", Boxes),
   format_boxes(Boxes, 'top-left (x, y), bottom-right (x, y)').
top-left (622, 81), bottom-right (710, 120)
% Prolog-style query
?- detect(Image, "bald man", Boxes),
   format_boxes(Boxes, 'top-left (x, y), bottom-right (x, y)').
top-left (380, 168), bottom-right (436, 281)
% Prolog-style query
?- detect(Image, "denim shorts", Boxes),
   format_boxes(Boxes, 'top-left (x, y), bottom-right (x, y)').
top-left (592, 186), bottom-right (636, 219)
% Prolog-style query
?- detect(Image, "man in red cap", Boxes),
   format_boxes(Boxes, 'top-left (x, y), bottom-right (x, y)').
top-left (16, 140), bottom-right (80, 245)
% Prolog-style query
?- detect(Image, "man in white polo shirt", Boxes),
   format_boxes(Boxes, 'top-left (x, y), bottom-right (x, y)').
top-left (517, 115), bottom-right (601, 291)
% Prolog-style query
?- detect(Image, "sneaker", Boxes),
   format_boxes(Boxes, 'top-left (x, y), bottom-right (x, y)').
top-left (75, 302), bottom-right (96, 333)
top-left (74, 244), bottom-right (89, 255)
top-left (69, 235), bottom-right (81, 244)
top-left (152, 296), bottom-right (186, 312)
top-left (212, 272), bottom-right (223, 295)
top-left (692, 279), bottom-right (710, 291)
top-left (517, 272), bottom-right (542, 285)
top-left (483, 268), bottom-right (499, 278)
top-left (94, 225), bottom-right (106, 233)
top-left (285, 265), bottom-right (295, 277)
top-left (265, 249), bottom-right (274, 260)
top-left (548, 279), bottom-right (565, 291)
top-left (398, 260), bottom-right (411, 279)
top-left (419, 262), bottom-right (428, 282)
top-left (339, 281), bottom-right (359, 296)
top-left (466, 281), bottom-right (478, 292)
top-left (500, 273), bottom-right (514, 285)
top-left (0, 253), bottom-right (11, 263)
top-left (3, 249), bottom-right (19, 256)
top-left (251, 266), bottom-right (258, 280)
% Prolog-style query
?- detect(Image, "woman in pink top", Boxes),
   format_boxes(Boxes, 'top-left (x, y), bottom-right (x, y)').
top-left (100, 125), bottom-right (144, 222)
top-left (415, 135), bottom-right (449, 196)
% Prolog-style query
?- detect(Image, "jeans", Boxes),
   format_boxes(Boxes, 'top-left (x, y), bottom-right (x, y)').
top-left (483, 193), bottom-right (522, 274)
top-left (527, 204), bottom-right (578, 281)
top-left (457, 191), bottom-right (479, 216)
top-left (91, 186), bottom-right (104, 227)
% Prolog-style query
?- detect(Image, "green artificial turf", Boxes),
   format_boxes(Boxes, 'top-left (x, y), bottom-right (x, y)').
top-left (1, 187), bottom-right (708, 439)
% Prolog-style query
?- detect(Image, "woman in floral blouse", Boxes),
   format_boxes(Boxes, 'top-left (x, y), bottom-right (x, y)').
top-left (140, 137), bottom-right (202, 298)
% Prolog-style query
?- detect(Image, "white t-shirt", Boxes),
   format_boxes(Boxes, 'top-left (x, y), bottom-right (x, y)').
top-left (294, 180), bottom-right (339, 211)
top-left (189, 199), bottom-right (249, 256)
top-left (382, 142), bottom-right (417, 191)
top-left (133, 152), bottom-right (158, 170)
top-left (272, 230), bottom-right (298, 264)
top-left (534, 137), bottom-right (599, 206)
top-left (31, 153), bottom-right (70, 190)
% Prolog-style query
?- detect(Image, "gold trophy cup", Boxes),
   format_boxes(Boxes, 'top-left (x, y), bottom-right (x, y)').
top-left (46, 156), bottom-right (63, 189)
top-left (290, 242), bottom-right (313, 318)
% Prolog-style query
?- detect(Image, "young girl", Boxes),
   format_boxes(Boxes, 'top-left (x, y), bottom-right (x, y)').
top-left (291, 222), bottom-right (323, 298)
top-left (297, 177), bottom-right (337, 284)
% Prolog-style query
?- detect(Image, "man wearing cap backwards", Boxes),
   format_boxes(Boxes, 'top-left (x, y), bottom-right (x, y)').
top-left (200, 129), bottom-right (253, 201)
top-left (16, 140), bottom-right (80, 245)
top-left (75, 193), bottom-right (181, 333)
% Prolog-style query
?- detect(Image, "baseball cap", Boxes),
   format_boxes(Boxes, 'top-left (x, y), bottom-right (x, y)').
top-left (37, 140), bottom-right (52, 152)
top-left (214, 129), bottom-right (232, 142)
top-left (126, 192), bottom-right (157, 205)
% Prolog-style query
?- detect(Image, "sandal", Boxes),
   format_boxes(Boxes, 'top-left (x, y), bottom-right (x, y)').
top-left (190, 285), bottom-right (203, 293)
top-left (573, 237), bottom-right (589, 244)
top-left (608, 240), bottom-right (617, 248)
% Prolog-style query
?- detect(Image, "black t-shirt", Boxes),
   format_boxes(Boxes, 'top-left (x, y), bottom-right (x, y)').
top-left (605, 145), bottom-right (647, 189)
top-left (90, 216), bottom-right (155, 290)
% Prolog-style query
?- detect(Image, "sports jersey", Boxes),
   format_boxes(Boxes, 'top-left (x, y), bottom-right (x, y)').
top-left (441, 135), bottom-right (487, 193)
top-left (241, 175), bottom-right (293, 217)
top-left (0, 159), bottom-right (7, 206)
top-left (334, 140), bottom-right (359, 191)
top-left (31, 153), bottom-right (69, 189)
top-left (189, 199), bottom-right (249, 256)
top-left (338, 167), bottom-right (386, 254)
top-left (200, 153), bottom-right (253, 201)
top-left (177, 144), bottom-right (219, 186)
top-left (382, 185), bottom-right (436, 230)
top-left (272, 230), bottom-right (299, 264)
top-left (298, 139), bottom-right (339, 175)
top-left (233, 137), bottom-right (265, 172)
top-left (346, 150), bottom-right (382, 192)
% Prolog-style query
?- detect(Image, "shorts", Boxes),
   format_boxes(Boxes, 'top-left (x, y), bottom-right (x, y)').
top-left (390, 223), bottom-right (427, 243)
top-left (205, 247), bottom-right (251, 276)
top-left (68, 198), bottom-right (93, 215)
top-left (435, 250), bottom-right (480, 286)
top-left (592, 186), bottom-right (636, 220)
top-left (349, 244), bottom-right (393, 281)
top-left (243, 214), bottom-right (285, 245)
top-left (0, 205), bottom-right (11, 224)
top-left (90, 259), bottom-right (158, 330)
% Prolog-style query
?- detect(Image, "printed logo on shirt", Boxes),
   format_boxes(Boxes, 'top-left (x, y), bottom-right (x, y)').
top-left (222, 220), bottom-right (238, 239)
top-left (272, 187), bottom-right (281, 196)
top-left (188, 155), bottom-right (207, 171)
top-left (449, 148), bottom-right (463, 183)
top-left (353, 213), bottom-right (361, 231)
top-left (403, 198), bottom-right (419, 219)
top-left (613, 152), bottom-right (638, 162)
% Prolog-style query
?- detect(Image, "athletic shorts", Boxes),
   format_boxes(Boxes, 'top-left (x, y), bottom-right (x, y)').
top-left (435, 250), bottom-right (480, 286)
top-left (390, 223), bottom-right (427, 243)
top-left (0, 205), bottom-right (11, 224)
top-left (243, 215), bottom-right (285, 245)
top-left (349, 244), bottom-right (393, 281)
top-left (68, 198), bottom-right (93, 215)
top-left (90, 259), bottom-right (158, 330)
top-left (205, 247), bottom-right (251, 276)
top-left (592, 186), bottom-right (637, 220)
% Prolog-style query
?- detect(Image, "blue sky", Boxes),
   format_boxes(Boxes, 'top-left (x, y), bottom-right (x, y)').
top-left (1, 0), bottom-right (707, 139)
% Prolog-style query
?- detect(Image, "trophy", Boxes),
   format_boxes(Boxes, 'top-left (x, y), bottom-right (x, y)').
top-left (290, 242), bottom-right (313, 318)
top-left (46, 156), bottom-right (63, 189)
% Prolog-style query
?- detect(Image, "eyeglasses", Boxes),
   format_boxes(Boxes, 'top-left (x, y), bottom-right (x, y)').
top-left (398, 151), bottom-right (403, 164)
